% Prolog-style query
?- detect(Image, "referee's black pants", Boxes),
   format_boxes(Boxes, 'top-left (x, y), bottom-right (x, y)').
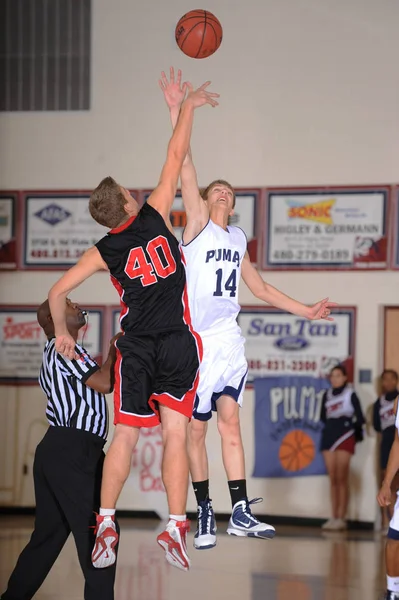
top-left (2, 426), bottom-right (118, 600)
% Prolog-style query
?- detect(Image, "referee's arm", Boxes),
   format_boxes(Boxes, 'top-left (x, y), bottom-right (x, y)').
top-left (58, 335), bottom-right (121, 395)
top-left (85, 338), bottom-right (119, 394)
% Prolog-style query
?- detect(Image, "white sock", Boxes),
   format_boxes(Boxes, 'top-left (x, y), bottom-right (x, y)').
top-left (169, 514), bottom-right (186, 523)
top-left (387, 575), bottom-right (399, 592)
top-left (99, 508), bottom-right (115, 517)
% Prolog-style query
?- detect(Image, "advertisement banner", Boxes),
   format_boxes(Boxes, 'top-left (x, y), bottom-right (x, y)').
top-left (253, 375), bottom-right (329, 478)
top-left (392, 187), bottom-right (399, 269)
top-left (0, 194), bottom-right (17, 269)
top-left (24, 193), bottom-right (108, 268)
top-left (0, 306), bottom-right (103, 383)
top-left (264, 188), bottom-right (389, 269)
top-left (238, 307), bottom-right (355, 386)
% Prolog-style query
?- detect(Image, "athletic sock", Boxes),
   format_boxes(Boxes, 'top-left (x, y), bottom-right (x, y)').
top-left (99, 508), bottom-right (116, 517)
top-left (387, 575), bottom-right (399, 593)
top-left (228, 479), bottom-right (247, 508)
top-left (169, 514), bottom-right (186, 524)
top-left (192, 479), bottom-right (209, 504)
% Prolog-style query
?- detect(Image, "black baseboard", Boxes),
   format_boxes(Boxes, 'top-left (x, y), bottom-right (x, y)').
top-left (0, 507), bottom-right (374, 529)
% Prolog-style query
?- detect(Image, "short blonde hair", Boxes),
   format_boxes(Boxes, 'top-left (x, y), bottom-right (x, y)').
top-left (201, 179), bottom-right (236, 208)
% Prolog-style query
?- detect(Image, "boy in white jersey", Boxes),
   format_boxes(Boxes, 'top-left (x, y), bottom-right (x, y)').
top-left (160, 68), bottom-right (336, 548)
top-left (378, 396), bottom-right (399, 600)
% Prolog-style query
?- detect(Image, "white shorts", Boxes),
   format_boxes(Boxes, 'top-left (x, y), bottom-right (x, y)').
top-left (193, 330), bottom-right (248, 421)
top-left (388, 491), bottom-right (399, 539)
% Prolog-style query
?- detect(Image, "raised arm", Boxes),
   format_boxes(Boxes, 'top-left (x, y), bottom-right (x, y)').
top-left (48, 246), bottom-right (107, 359)
top-left (159, 67), bottom-right (212, 242)
top-left (241, 252), bottom-right (337, 320)
top-left (148, 74), bottom-right (219, 227)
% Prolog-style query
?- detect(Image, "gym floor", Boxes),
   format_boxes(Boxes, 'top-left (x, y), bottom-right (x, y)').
top-left (0, 516), bottom-right (385, 599)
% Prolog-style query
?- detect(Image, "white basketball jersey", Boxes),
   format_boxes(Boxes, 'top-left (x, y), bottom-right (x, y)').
top-left (181, 220), bottom-right (247, 334)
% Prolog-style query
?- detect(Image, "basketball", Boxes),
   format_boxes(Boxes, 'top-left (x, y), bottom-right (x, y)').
top-left (175, 10), bottom-right (223, 59)
top-left (279, 430), bottom-right (316, 472)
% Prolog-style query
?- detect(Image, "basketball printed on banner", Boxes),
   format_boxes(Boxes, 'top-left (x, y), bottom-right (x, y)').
top-left (278, 430), bottom-right (316, 472)
top-left (175, 10), bottom-right (223, 59)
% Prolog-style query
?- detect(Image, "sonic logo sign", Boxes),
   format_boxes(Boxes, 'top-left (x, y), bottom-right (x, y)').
top-left (264, 188), bottom-right (388, 269)
top-left (238, 307), bottom-right (355, 386)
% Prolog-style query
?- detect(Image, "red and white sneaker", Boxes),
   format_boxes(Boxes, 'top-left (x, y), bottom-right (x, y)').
top-left (157, 519), bottom-right (190, 572)
top-left (91, 515), bottom-right (118, 568)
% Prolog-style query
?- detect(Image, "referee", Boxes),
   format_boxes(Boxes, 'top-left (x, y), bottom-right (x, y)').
top-left (1, 298), bottom-right (119, 600)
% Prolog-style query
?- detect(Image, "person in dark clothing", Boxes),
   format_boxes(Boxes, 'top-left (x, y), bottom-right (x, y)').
top-left (320, 364), bottom-right (365, 530)
top-left (1, 298), bottom-right (119, 600)
top-left (373, 369), bottom-right (399, 530)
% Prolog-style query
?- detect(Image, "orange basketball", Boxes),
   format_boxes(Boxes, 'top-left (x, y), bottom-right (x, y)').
top-left (279, 430), bottom-right (315, 472)
top-left (175, 10), bottom-right (223, 59)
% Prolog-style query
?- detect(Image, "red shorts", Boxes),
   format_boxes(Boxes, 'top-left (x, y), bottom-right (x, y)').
top-left (113, 329), bottom-right (202, 428)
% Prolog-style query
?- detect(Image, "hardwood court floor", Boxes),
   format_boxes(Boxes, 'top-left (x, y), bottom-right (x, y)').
top-left (0, 516), bottom-right (387, 600)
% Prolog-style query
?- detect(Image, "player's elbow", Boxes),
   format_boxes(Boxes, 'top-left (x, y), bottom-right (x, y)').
top-left (48, 284), bottom-right (65, 304)
top-left (253, 282), bottom-right (269, 301)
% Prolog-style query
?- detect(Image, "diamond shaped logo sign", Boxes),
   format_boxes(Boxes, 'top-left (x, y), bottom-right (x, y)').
top-left (34, 203), bottom-right (72, 226)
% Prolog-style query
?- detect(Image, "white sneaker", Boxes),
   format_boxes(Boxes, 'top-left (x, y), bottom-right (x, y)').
top-left (334, 518), bottom-right (347, 530)
top-left (157, 519), bottom-right (190, 571)
top-left (227, 498), bottom-right (275, 539)
top-left (91, 515), bottom-right (118, 568)
top-left (322, 518), bottom-right (336, 530)
top-left (194, 499), bottom-right (217, 549)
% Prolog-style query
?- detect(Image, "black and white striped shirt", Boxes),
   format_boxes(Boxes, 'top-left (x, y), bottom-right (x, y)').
top-left (39, 338), bottom-right (108, 439)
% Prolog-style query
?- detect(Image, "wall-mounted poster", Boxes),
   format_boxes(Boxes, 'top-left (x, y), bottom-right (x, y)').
top-left (23, 191), bottom-right (138, 269)
top-left (0, 193), bottom-right (18, 269)
top-left (143, 189), bottom-right (260, 262)
top-left (238, 306), bottom-right (356, 387)
top-left (263, 187), bottom-right (389, 270)
top-left (0, 306), bottom-right (104, 384)
top-left (391, 187), bottom-right (399, 269)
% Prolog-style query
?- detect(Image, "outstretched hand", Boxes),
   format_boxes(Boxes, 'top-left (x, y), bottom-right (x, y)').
top-left (159, 67), bottom-right (187, 109)
top-left (306, 298), bottom-right (338, 321)
top-left (185, 81), bottom-right (220, 108)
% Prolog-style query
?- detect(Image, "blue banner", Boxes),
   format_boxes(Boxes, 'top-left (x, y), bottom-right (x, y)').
top-left (253, 375), bottom-right (330, 478)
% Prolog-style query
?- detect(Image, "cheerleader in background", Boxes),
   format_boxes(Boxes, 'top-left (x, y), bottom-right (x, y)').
top-left (320, 364), bottom-right (365, 530)
top-left (373, 369), bottom-right (399, 532)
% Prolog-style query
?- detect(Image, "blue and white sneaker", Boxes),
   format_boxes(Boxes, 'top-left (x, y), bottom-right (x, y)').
top-left (227, 498), bottom-right (276, 539)
top-left (194, 499), bottom-right (217, 549)
top-left (384, 592), bottom-right (399, 599)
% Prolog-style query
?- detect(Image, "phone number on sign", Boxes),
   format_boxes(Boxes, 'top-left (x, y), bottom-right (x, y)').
top-left (273, 249), bottom-right (350, 262)
top-left (248, 359), bottom-right (318, 372)
top-left (30, 248), bottom-right (85, 259)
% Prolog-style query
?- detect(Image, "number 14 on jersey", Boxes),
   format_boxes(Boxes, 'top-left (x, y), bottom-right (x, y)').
top-left (213, 268), bottom-right (237, 298)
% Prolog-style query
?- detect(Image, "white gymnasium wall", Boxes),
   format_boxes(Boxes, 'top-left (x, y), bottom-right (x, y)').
top-left (1, 0), bottom-right (399, 521)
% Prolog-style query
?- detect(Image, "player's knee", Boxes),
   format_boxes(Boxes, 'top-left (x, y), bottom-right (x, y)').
top-left (217, 414), bottom-right (241, 440)
top-left (113, 423), bottom-right (139, 451)
top-left (162, 419), bottom-right (188, 446)
top-left (188, 419), bottom-right (207, 444)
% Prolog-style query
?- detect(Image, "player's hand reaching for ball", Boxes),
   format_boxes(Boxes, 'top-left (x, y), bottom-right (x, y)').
top-left (159, 67), bottom-right (187, 109)
top-left (55, 334), bottom-right (78, 360)
top-left (185, 81), bottom-right (219, 108)
top-left (377, 482), bottom-right (392, 507)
